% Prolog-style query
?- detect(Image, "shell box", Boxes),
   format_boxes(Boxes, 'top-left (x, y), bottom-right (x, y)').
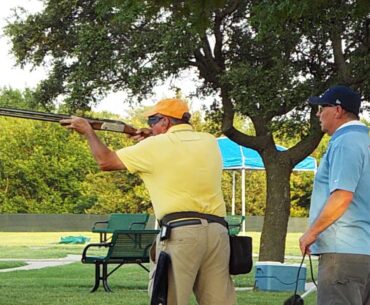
top-left (254, 261), bottom-right (306, 292)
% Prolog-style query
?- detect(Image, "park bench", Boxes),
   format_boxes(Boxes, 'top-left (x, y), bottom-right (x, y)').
top-left (81, 229), bottom-right (159, 292)
top-left (92, 213), bottom-right (150, 242)
top-left (225, 215), bottom-right (245, 235)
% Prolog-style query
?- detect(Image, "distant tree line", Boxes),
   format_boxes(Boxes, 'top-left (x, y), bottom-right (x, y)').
top-left (0, 88), bottom-right (329, 216)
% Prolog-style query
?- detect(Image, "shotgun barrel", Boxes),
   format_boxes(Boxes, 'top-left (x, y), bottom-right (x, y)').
top-left (0, 107), bottom-right (138, 135)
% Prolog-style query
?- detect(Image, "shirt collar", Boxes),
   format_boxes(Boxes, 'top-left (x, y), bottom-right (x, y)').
top-left (331, 122), bottom-right (369, 142)
top-left (167, 124), bottom-right (193, 133)
top-left (336, 120), bottom-right (366, 131)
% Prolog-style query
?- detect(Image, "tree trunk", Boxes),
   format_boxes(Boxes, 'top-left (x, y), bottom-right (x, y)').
top-left (259, 161), bottom-right (292, 262)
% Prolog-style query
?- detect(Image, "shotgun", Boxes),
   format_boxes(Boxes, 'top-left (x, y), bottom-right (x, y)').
top-left (0, 107), bottom-right (138, 135)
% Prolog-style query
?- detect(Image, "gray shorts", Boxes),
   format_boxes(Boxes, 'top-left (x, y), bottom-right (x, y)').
top-left (317, 253), bottom-right (370, 305)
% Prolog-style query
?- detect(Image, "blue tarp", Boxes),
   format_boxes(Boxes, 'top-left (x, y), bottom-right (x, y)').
top-left (217, 137), bottom-right (317, 172)
top-left (59, 235), bottom-right (90, 244)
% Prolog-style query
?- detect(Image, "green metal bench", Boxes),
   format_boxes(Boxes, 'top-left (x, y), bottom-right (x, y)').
top-left (92, 213), bottom-right (150, 242)
top-left (225, 215), bottom-right (245, 235)
top-left (81, 229), bottom-right (159, 292)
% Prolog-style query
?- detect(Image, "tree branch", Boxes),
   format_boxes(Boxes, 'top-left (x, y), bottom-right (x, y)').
top-left (193, 49), bottom-right (219, 87)
top-left (213, 12), bottom-right (225, 70)
top-left (220, 89), bottom-right (272, 151)
top-left (285, 109), bottom-right (323, 166)
top-left (218, 0), bottom-right (241, 19)
top-left (329, 26), bottom-right (350, 83)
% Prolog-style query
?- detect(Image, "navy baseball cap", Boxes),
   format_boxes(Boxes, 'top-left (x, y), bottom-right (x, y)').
top-left (308, 85), bottom-right (361, 115)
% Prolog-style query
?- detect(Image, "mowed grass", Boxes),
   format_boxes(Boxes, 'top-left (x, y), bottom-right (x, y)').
top-left (0, 261), bottom-right (27, 269)
top-left (0, 232), bottom-right (101, 259)
top-left (0, 232), bottom-right (317, 305)
top-left (0, 231), bottom-right (305, 258)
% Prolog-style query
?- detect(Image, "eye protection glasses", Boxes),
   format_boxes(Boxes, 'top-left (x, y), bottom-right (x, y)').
top-left (147, 115), bottom-right (164, 127)
top-left (317, 104), bottom-right (336, 114)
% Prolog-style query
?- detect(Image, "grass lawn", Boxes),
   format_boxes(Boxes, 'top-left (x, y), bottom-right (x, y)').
top-left (0, 231), bottom-right (307, 258)
top-left (0, 232), bottom-right (317, 305)
top-left (0, 261), bottom-right (27, 269)
top-left (0, 232), bottom-right (100, 259)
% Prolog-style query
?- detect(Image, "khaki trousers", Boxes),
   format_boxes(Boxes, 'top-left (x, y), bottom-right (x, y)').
top-left (149, 220), bottom-right (236, 305)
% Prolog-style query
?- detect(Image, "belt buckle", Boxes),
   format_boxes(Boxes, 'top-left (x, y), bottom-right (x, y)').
top-left (160, 224), bottom-right (171, 241)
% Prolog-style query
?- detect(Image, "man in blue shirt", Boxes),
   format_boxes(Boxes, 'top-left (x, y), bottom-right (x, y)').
top-left (300, 85), bottom-right (370, 305)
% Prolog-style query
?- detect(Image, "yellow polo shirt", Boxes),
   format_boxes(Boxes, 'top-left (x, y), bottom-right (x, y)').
top-left (116, 124), bottom-right (226, 220)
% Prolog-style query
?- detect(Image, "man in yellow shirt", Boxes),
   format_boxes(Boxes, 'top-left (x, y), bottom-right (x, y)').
top-left (61, 98), bottom-right (235, 305)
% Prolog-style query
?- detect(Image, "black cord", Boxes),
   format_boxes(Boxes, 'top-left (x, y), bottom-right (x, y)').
top-left (293, 253), bottom-right (306, 297)
top-left (308, 254), bottom-right (318, 287)
top-left (284, 253), bottom-right (318, 305)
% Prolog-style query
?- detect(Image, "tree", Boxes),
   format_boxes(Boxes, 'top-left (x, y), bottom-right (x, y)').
top-left (0, 88), bottom-right (152, 214)
top-left (0, 87), bottom-right (44, 110)
top-left (5, 0), bottom-right (369, 261)
top-left (0, 117), bottom-right (96, 213)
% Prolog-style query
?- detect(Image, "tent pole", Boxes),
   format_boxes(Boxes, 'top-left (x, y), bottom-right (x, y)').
top-left (242, 169), bottom-right (246, 232)
top-left (232, 171), bottom-right (236, 215)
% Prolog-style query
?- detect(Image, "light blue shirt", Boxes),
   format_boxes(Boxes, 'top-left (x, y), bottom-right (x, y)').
top-left (309, 123), bottom-right (370, 255)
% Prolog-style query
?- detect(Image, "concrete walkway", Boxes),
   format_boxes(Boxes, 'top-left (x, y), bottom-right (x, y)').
top-left (0, 254), bottom-right (81, 273)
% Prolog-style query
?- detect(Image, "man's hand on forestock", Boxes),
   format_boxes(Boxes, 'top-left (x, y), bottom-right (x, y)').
top-left (60, 116), bottom-right (93, 135)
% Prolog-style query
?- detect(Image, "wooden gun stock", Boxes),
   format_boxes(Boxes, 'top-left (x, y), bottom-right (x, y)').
top-left (0, 107), bottom-right (138, 135)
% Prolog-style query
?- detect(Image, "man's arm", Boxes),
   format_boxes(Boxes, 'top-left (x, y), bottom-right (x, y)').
top-left (60, 116), bottom-right (126, 171)
top-left (299, 189), bottom-right (353, 254)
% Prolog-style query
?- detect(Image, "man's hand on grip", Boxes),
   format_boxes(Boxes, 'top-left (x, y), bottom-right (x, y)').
top-left (130, 128), bottom-right (153, 142)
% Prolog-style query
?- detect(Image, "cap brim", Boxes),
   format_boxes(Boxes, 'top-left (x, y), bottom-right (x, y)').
top-left (143, 108), bottom-right (157, 118)
top-left (308, 96), bottom-right (325, 105)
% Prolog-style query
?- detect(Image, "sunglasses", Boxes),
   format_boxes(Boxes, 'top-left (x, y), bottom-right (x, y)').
top-left (317, 104), bottom-right (336, 113)
top-left (147, 115), bottom-right (164, 127)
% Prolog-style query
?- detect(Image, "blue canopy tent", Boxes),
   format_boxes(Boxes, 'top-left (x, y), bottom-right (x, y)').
top-left (217, 137), bottom-right (317, 231)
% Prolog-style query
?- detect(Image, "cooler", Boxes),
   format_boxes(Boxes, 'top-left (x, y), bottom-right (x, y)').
top-left (254, 261), bottom-right (306, 292)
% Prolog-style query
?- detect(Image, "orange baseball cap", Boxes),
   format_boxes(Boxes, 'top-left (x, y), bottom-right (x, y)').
top-left (144, 98), bottom-right (190, 119)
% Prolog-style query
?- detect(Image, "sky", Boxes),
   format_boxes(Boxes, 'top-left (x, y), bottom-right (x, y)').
top-left (0, 1), bottom-right (45, 90)
top-left (1, 2), bottom-right (368, 120)
top-left (0, 0), bottom-right (211, 118)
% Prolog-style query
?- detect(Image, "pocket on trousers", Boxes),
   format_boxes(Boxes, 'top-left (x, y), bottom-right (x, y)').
top-left (169, 226), bottom-right (200, 245)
